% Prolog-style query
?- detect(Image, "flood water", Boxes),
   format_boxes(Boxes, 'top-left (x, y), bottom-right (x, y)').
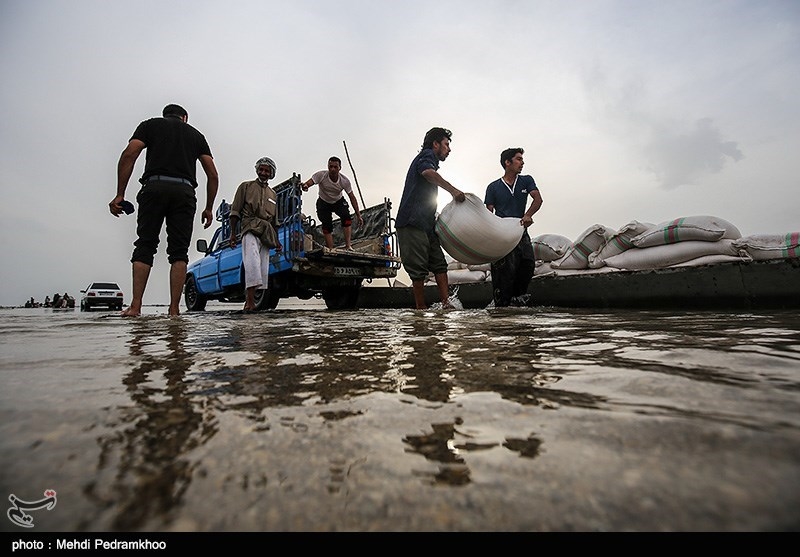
top-left (1, 299), bottom-right (799, 532)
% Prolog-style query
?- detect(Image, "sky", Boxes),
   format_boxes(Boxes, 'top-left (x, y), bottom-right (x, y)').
top-left (1, 0), bottom-right (798, 306)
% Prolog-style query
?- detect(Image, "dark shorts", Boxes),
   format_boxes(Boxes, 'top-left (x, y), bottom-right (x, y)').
top-left (396, 226), bottom-right (448, 282)
top-left (317, 197), bottom-right (352, 234)
top-left (132, 182), bottom-right (197, 266)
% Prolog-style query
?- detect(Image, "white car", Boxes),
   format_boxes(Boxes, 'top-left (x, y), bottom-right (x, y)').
top-left (80, 282), bottom-right (124, 311)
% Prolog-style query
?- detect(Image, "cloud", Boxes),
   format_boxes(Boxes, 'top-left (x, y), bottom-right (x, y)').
top-left (643, 117), bottom-right (744, 190)
top-left (582, 65), bottom-right (744, 190)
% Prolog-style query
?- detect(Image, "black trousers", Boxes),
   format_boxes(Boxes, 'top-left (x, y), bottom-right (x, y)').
top-left (490, 231), bottom-right (535, 307)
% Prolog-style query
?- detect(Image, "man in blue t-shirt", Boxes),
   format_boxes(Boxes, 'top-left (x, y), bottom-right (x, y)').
top-left (484, 147), bottom-right (543, 307)
top-left (396, 127), bottom-right (466, 309)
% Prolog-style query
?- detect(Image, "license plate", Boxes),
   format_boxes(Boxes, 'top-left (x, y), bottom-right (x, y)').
top-left (333, 267), bottom-right (360, 276)
top-left (99, 291), bottom-right (113, 296)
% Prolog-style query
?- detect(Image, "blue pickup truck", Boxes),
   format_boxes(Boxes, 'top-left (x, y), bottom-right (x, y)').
top-left (184, 173), bottom-right (401, 311)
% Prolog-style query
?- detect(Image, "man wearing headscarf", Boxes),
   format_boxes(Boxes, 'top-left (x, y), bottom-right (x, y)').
top-left (229, 157), bottom-right (282, 311)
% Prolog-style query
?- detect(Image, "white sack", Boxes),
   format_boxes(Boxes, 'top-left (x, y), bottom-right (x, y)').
top-left (605, 239), bottom-right (739, 270)
top-left (733, 233), bottom-right (800, 260)
top-left (532, 234), bottom-right (572, 262)
top-left (448, 269), bottom-right (489, 284)
top-left (534, 261), bottom-right (556, 277)
top-left (551, 224), bottom-right (616, 270)
top-left (632, 215), bottom-right (741, 248)
top-left (425, 269), bottom-right (488, 286)
top-left (445, 253), bottom-right (466, 270)
top-left (549, 266), bottom-right (618, 276)
top-left (671, 253), bottom-right (752, 267)
top-left (588, 220), bottom-right (653, 268)
top-left (435, 193), bottom-right (524, 265)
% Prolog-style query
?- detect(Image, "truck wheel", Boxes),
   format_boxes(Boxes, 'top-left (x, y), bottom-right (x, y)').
top-left (322, 285), bottom-right (361, 310)
top-left (184, 275), bottom-right (208, 311)
top-left (254, 288), bottom-right (280, 311)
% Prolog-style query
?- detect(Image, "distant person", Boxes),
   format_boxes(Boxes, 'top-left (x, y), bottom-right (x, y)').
top-left (52, 293), bottom-right (62, 308)
top-left (395, 127), bottom-right (466, 309)
top-left (484, 147), bottom-right (543, 307)
top-left (229, 157), bottom-right (282, 312)
top-left (63, 293), bottom-right (75, 308)
top-left (110, 103), bottom-right (219, 317)
top-left (44, 295), bottom-right (51, 308)
top-left (300, 156), bottom-right (363, 250)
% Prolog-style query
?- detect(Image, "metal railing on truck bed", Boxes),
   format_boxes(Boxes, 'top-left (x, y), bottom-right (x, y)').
top-left (271, 174), bottom-right (401, 271)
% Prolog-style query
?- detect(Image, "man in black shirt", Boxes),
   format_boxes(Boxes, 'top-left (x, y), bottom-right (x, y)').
top-left (110, 104), bottom-right (219, 316)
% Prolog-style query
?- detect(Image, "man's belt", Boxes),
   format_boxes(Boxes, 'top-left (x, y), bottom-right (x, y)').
top-left (147, 175), bottom-right (194, 187)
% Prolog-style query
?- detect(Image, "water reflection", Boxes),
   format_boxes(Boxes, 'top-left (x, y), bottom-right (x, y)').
top-left (87, 318), bottom-right (213, 530)
top-left (84, 307), bottom-right (800, 529)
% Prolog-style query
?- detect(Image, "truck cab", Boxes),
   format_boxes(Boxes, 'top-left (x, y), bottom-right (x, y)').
top-left (184, 173), bottom-right (401, 311)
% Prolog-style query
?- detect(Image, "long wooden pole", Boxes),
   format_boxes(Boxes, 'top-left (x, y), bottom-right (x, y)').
top-left (343, 140), bottom-right (366, 208)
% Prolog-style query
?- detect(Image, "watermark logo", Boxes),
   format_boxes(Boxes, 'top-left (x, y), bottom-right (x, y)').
top-left (7, 490), bottom-right (57, 528)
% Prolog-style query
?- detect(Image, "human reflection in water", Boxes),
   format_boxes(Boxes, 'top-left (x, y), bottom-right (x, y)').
top-left (403, 421), bottom-right (472, 486)
top-left (400, 316), bottom-right (457, 403)
top-left (86, 318), bottom-right (215, 530)
top-left (400, 313), bottom-right (550, 486)
top-left (403, 419), bottom-right (545, 487)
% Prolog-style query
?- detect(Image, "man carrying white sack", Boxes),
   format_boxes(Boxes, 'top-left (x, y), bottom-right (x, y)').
top-left (396, 127), bottom-right (466, 309)
top-left (484, 147), bottom-right (543, 307)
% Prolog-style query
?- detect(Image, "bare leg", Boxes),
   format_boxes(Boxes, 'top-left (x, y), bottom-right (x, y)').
top-left (411, 280), bottom-right (427, 310)
top-left (343, 225), bottom-right (352, 250)
top-left (121, 261), bottom-right (151, 317)
top-left (168, 261), bottom-right (187, 316)
top-left (243, 286), bottom-right (257, 311)
top-left (324, 232), bottom-right (334, 249)
top-left (434, 272), bottom-right (453, 309)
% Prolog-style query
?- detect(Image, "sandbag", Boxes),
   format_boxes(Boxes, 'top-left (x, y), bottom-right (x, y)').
top-left (733, 233), bottom-right (800, 260)
top-left (671, 253), bottom-right (752, 267)
top-left (534, 261), bottom-right (556, 277)
top-left (551, 224), bottom-right (616, 270)
top-left (425, 268), bottom-right (488, 286)
top-left (532, 234), bottom-right (571, 262)
top-left (445, 253), bottom-right (466, 270)
top-left (605, 239), bottom-right (739, 270)
top-left (588, 220), bottom-right (653, 268)
top-left (632, 215), bottom-right (741, 248)
top-left (435, 193), bottom-right (524, 265)
top-left (448, 269), bottom-right (489, 284)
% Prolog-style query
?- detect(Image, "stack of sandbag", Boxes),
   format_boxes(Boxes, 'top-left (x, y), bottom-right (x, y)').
top-left (732, 233), bottom-right (800, 260)
top-left (550, 224), bottom-right (617, 270)
top-left (435, 193), bottom-right (524, 265)
top-left (588, 221), bottom-right (653, 268)
top-left (602, 215), bottom-right (750, 270)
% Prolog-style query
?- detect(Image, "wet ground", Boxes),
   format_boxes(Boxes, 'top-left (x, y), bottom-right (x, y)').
top-left (1, 301), bottom-right (799, 531)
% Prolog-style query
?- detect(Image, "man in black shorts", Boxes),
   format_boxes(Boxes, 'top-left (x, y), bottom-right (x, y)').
top-left (300, 156), bottom-right (363, 250)
top-left (110, 104), bottom-right (219, 316)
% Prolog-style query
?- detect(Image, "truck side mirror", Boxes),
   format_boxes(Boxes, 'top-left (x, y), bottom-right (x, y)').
top-left (196, 239), bottom-right (208, 253)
